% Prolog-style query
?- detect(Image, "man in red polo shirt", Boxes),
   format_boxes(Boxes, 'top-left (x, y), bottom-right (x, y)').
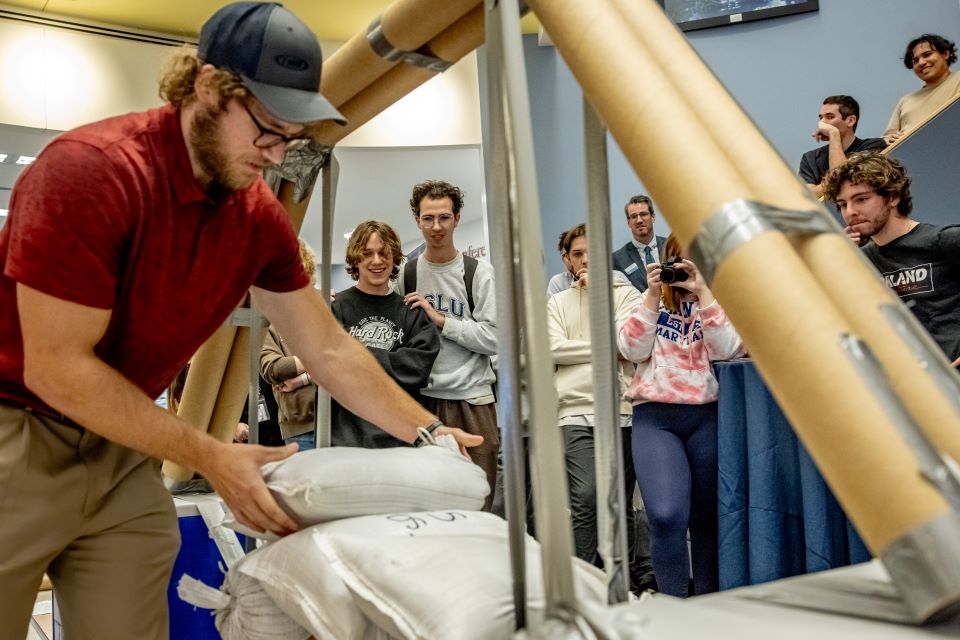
top-left (0, 3), bottom-right (481, 638)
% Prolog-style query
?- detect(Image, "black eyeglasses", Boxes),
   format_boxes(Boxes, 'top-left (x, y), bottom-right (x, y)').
top-left (240, 100), bottom-right (311, 152)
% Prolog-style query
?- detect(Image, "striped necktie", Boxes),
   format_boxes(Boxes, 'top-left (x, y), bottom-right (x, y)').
top-left (643, 245), bottom-right (655, 265)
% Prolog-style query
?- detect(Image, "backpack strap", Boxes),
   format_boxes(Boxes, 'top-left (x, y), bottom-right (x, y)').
top-left (463, 255), bottom-right (478, 316)
top-left (403, 257), bottom-right (418, 295)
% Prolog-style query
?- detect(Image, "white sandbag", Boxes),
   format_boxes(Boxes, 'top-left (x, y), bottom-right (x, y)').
top-left (231, 446), bottom-right (489, 538)
top-left (316, 532), bottom-right (609, 640)
top-left (240, 510), bottom-right (510, 640)
top-left (176, 571), bottom-right (309, 640)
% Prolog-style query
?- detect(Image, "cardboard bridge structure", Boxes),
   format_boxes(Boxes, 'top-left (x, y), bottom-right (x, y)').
top-left (167, 0), bottom-right (960, 635)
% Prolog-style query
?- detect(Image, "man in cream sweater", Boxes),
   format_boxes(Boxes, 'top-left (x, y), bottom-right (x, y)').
top-left (546, 223), bottom-right (655, 590)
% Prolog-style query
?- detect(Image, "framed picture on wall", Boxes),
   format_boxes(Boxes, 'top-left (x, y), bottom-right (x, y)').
top-left (657, 0), bottom-right (819, 32)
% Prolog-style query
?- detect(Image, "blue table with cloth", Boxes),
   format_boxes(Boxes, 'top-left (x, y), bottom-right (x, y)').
top-left (715, 359), bottom-right (871, 589)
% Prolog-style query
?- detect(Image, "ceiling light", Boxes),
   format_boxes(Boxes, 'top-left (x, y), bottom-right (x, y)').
top-left (0, 154), bottom-right (7, 162)
top-left (0, 209), bottom-right (8, 217)
top-left (343, 227), bottom-right (356, 239)
top-left (16, 156), bottom-right (35, 165)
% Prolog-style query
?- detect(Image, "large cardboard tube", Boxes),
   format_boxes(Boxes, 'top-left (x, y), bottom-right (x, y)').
top-left (207, 328), bottom-right (252, 444)
top-left (794, 233), bottom-right (960, 464)
top-left (321, 0), bottom-right (480, 107)
top-left (309, 5), bottom-right (485, 147)
top-left (162, 322), bottom-right (237, 481)
top-left (713, 236), bottom-right (947, 551)
top-left (609, 0), bottom-right (812, 212)
top-left (609, 0), bottom-right (960, 473)
top-left (528, 0), bottom-right (950, 553)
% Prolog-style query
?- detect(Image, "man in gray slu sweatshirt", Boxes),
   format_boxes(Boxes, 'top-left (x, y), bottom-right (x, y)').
top-left (400, 180), bottom-right (499, 509)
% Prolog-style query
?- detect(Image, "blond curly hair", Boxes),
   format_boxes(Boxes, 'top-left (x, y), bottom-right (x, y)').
top-left (158, 47), bottom-right (249, 109)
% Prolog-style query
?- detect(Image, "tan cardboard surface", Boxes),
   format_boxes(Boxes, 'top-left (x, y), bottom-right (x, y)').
top-left (611, 0), bottom-right (813, 212)
top-left (207, 328), bottom-right (251, 444)
top-left (320, 0), bottom-right (480, 108)
top-left (162, 323), bottom-right (236, 481)
top-left (527, 0), bottom-right (750, 240)
top-left (310, 5), bottom-right (484, 146)
top-left (714, 235), bottom-right (948, 552)
top-left (794, 232), bottom-right (960, 464)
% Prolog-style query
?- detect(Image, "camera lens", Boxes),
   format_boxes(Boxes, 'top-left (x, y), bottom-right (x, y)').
top-left (660, 265), bottom-right (688, 284)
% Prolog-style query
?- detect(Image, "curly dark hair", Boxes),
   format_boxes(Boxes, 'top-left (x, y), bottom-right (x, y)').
top-left (344, 220), bottom-right (404, 281)
top-left (903, 34), bottom-right (957, 69)
top-left (823, 152), bottom-right (913, 216)
top-left (409, 180), bottom-right (465, 215)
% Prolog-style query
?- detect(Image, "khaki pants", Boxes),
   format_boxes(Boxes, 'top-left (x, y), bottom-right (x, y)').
top-left (422, 398), bottom-right (500, 511)
top-left (0, 403), bottom-right (180, 640)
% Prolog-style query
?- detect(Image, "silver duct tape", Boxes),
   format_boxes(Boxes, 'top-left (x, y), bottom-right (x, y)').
top-left (882, 510), bottom-right (960, 623)
top-left (688, 198), bottom-right (832, 284)
top-left (840, 334), bottom-right (960, 512)
top-left (366, 15), bottom-right (453, 72)
top-left (879, 302), bottom-right (960, 416)
top-left (263, 141), bottom-right (331, 203)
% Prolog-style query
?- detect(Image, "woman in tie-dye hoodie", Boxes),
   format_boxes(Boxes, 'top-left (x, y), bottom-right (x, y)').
top-left (617, 234), bottom-right (742, 598)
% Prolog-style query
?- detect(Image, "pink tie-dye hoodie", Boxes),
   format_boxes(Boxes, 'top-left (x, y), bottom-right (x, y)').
top-left (617, 296), bottom-right (742, 405)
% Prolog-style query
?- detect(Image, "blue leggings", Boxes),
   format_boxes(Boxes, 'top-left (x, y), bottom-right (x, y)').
top-left (632, 402), bottom-right (718, 597)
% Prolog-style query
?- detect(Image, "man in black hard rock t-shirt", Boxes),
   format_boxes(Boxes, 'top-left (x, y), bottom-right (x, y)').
top-left (331, 220), bottom-right (441, 447)
top-left (824, 152), bottom-right (960, 366)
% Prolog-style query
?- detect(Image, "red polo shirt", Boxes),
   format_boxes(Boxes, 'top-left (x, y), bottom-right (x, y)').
top-left (0, 105), bottom-right (309, 409)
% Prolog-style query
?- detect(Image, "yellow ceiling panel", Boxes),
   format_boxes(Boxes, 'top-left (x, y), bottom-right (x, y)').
top-left (1, 1), bottom-right (541, 42)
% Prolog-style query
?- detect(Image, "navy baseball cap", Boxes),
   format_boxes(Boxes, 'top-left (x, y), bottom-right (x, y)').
top-left (199, 2), bottom-right (346, 125)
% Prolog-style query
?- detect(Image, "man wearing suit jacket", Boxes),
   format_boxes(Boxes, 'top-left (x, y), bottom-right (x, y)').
top-left (612, 195), bottom-right (667, 292)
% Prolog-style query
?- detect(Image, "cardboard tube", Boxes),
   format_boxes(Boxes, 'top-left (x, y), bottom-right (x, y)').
top-left (321, 0), bottom-right (480, 107)
top-left (309, 5), bottom-right (485, 146)
top-left (610, 0), bottom-right (960, 472)
top-left (528, 0), bottom-right (950, 553)
top-left (609, 0), bottom-right (812, 212)
top-left (793, 233), bottom-right (960, 464)
top-left (208, 328), bottom-right (252, 444)
top-left (162, 322), bottom-right (238, 481)
top-left (713, 236), bottom-right (947, 552)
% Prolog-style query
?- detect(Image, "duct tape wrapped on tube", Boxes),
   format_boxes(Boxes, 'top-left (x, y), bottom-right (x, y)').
top-left (307, 5), bottom-right (484, 147)
top-left (320, 0), bottom-right (479, 106)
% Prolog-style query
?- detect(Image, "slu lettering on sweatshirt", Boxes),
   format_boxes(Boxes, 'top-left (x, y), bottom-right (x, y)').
top-left (656, 301), bottom-right (702, 345)
top-left (424, 293), bottom-right (467, 319)
top-left (882, 263), bottom-right (934, 297)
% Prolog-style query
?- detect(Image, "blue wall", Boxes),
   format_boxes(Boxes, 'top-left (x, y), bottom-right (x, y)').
top-left (512, 0), bottom-right (960, 279)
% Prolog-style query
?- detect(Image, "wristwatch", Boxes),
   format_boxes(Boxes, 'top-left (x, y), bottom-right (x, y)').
top-left (414, 420), bottom-right (445, 447)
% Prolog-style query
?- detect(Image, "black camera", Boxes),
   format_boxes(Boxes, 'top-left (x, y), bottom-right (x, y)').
top-left (659, 256), bottom-right (689, 284)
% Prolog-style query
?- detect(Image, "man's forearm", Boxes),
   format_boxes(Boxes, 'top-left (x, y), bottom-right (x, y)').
top-left (300, 330), bottom-right (435, 443)
top-left (827, 134), bottom-right (847, 172)
top-left (25, 351), bottom-right (224, 473)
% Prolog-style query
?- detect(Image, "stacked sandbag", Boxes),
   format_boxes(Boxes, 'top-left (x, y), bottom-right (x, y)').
top-left (182, 510), bottom-right (609, 640)
top-left (178, 443), bottom-right (491, 639)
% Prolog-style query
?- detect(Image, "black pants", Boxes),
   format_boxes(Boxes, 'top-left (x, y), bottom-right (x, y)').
top-left (492, 426), bottom-right (655, 588)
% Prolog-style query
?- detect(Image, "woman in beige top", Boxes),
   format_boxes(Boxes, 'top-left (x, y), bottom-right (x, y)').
top-left (884, 34), bottom-right (960, 144)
